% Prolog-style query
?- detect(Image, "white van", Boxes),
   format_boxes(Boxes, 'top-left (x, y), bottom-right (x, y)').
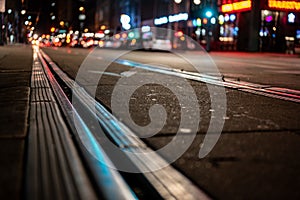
top-left (142, 32), bottom-right (172, 51)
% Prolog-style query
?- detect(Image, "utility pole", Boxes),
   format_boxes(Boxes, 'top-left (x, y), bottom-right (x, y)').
top-left (0, 0), bottom-right (5, 45)
top-left (204, 0), bottom-right (217, 52)
top-left (0, 12), bottom-right (3, 45)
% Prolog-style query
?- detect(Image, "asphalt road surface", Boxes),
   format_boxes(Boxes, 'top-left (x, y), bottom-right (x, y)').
top-left (42, 47), bottom-right (300, 200)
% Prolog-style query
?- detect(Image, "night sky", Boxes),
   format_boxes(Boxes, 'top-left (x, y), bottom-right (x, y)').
top-left (27, 0), bottom-right (50, 33)
top-left (4, 0), bottom-right (47, 33)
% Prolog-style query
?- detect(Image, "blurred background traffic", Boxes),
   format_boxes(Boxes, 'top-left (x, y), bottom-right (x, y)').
top-left (0, 0), bottom-right (300, 53)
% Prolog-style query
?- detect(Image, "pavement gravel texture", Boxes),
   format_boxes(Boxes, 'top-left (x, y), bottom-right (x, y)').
top-left (43, 47), bottom-right (300, 200)
top-left (0, 44), bottom-right (32, 199)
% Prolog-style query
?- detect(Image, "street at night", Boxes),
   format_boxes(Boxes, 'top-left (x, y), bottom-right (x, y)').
top-left (1, 0), bottom-right (300, 200)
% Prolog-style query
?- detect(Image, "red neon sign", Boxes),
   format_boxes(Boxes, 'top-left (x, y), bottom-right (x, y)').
top-left (221, 0), bottom-right (252, 13)
top-left (268, 0), bottom-right (300, 11)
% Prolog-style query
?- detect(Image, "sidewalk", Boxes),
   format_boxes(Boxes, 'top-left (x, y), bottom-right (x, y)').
top-left (0, 44), bottom-right (32, 199)
top-left (210, 51), bottom-right (300, 58)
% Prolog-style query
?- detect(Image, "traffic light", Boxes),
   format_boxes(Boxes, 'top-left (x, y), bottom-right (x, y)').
top-left (205, 10), bottom-right (213, 18)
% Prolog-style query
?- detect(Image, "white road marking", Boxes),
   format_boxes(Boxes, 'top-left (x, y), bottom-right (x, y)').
top-left (88, 70), bottom-right (121, 77)
top-left (120, 71), bottom-right (137, 77)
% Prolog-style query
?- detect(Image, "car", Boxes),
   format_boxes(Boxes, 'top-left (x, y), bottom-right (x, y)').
top-left (143, 38), bottom-right (172, 51)
top-left (98, 39), bottom-right (122, 48)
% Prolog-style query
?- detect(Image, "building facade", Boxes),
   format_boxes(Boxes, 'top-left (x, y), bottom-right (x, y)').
top-left (96, 0), bottom-right (299, 52)
top-left (218, 0), bottom-right (300, 52)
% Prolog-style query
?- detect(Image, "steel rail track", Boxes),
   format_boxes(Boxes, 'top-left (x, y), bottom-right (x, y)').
top-left (116, 59), bottom-right (300, 103)
top-left (26, 46), bottom-right (137, 200)
top-left (38, 48), bottom-right (210, 200)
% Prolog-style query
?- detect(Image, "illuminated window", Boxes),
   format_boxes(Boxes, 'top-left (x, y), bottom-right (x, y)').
top-left (265, 15), bottom-right (273, 22)
top-left (288, 13), bottom-right (296, 23)
top-left (229, 14), bottom-right (236, 22)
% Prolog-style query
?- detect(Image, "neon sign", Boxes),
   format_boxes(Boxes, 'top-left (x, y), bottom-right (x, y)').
top-left (154, 13), bottom-right (189, 25)
top-left (265, 15), bottom-right (273, 22)
top-left (221, 0), bottom-right (252, 13)
top-left (154, 16), bottom-right (168, 25)
top-left (268, 0), bottom-right (300, 11)
top-left (169, 13), bottom-right (188, 22)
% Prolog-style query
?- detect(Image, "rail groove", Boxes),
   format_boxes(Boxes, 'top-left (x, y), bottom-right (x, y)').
top-left (39, 48), bottom-right (210, 200)
top-left (26, 46), bottom-right (136, 200)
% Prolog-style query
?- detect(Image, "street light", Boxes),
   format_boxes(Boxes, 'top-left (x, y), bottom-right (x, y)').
top-left (79, 7), bottom-right (84, 12)
top-left (193, 0), bottom-right (201, 5)
top-left (174, 0), bottom-right (201, 5)
top-left (100, 25), bottom-right (106, 30)
top-left (171, 0), bottom-right (204, 49)
top-left (174, 0), bottom-right (182, 3)
top-left (203, 9), bottom-right (214, 52)
top-left (50, 27), bottom-right (55, 33)
top-left (78, 6), bottom-right (86, 37)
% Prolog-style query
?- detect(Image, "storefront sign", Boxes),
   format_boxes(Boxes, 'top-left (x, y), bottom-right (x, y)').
top-left (169, 13), bottom-right (188, 22)
top-left (221, 0), bottom-right (252, 13)
top-left (268, 0), bottom-right (300, 11)
top-left (154, 13), bottom-right (188, 25)
top-left (154, 16), bottom-right (168, 25)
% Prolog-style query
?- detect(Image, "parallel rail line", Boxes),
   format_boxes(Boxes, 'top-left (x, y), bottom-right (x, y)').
top-left (27, 46), bottom-right (136, 199)
top-left (116, 59), bottom-right (300, 103)
top-left (25, 46), bottom-right (210, 200)
top-left (32, 47), bottom-right (299, 199)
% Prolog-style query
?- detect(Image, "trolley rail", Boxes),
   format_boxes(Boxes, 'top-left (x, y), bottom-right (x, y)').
top-left (25, 45), bottom-right (210, 199)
